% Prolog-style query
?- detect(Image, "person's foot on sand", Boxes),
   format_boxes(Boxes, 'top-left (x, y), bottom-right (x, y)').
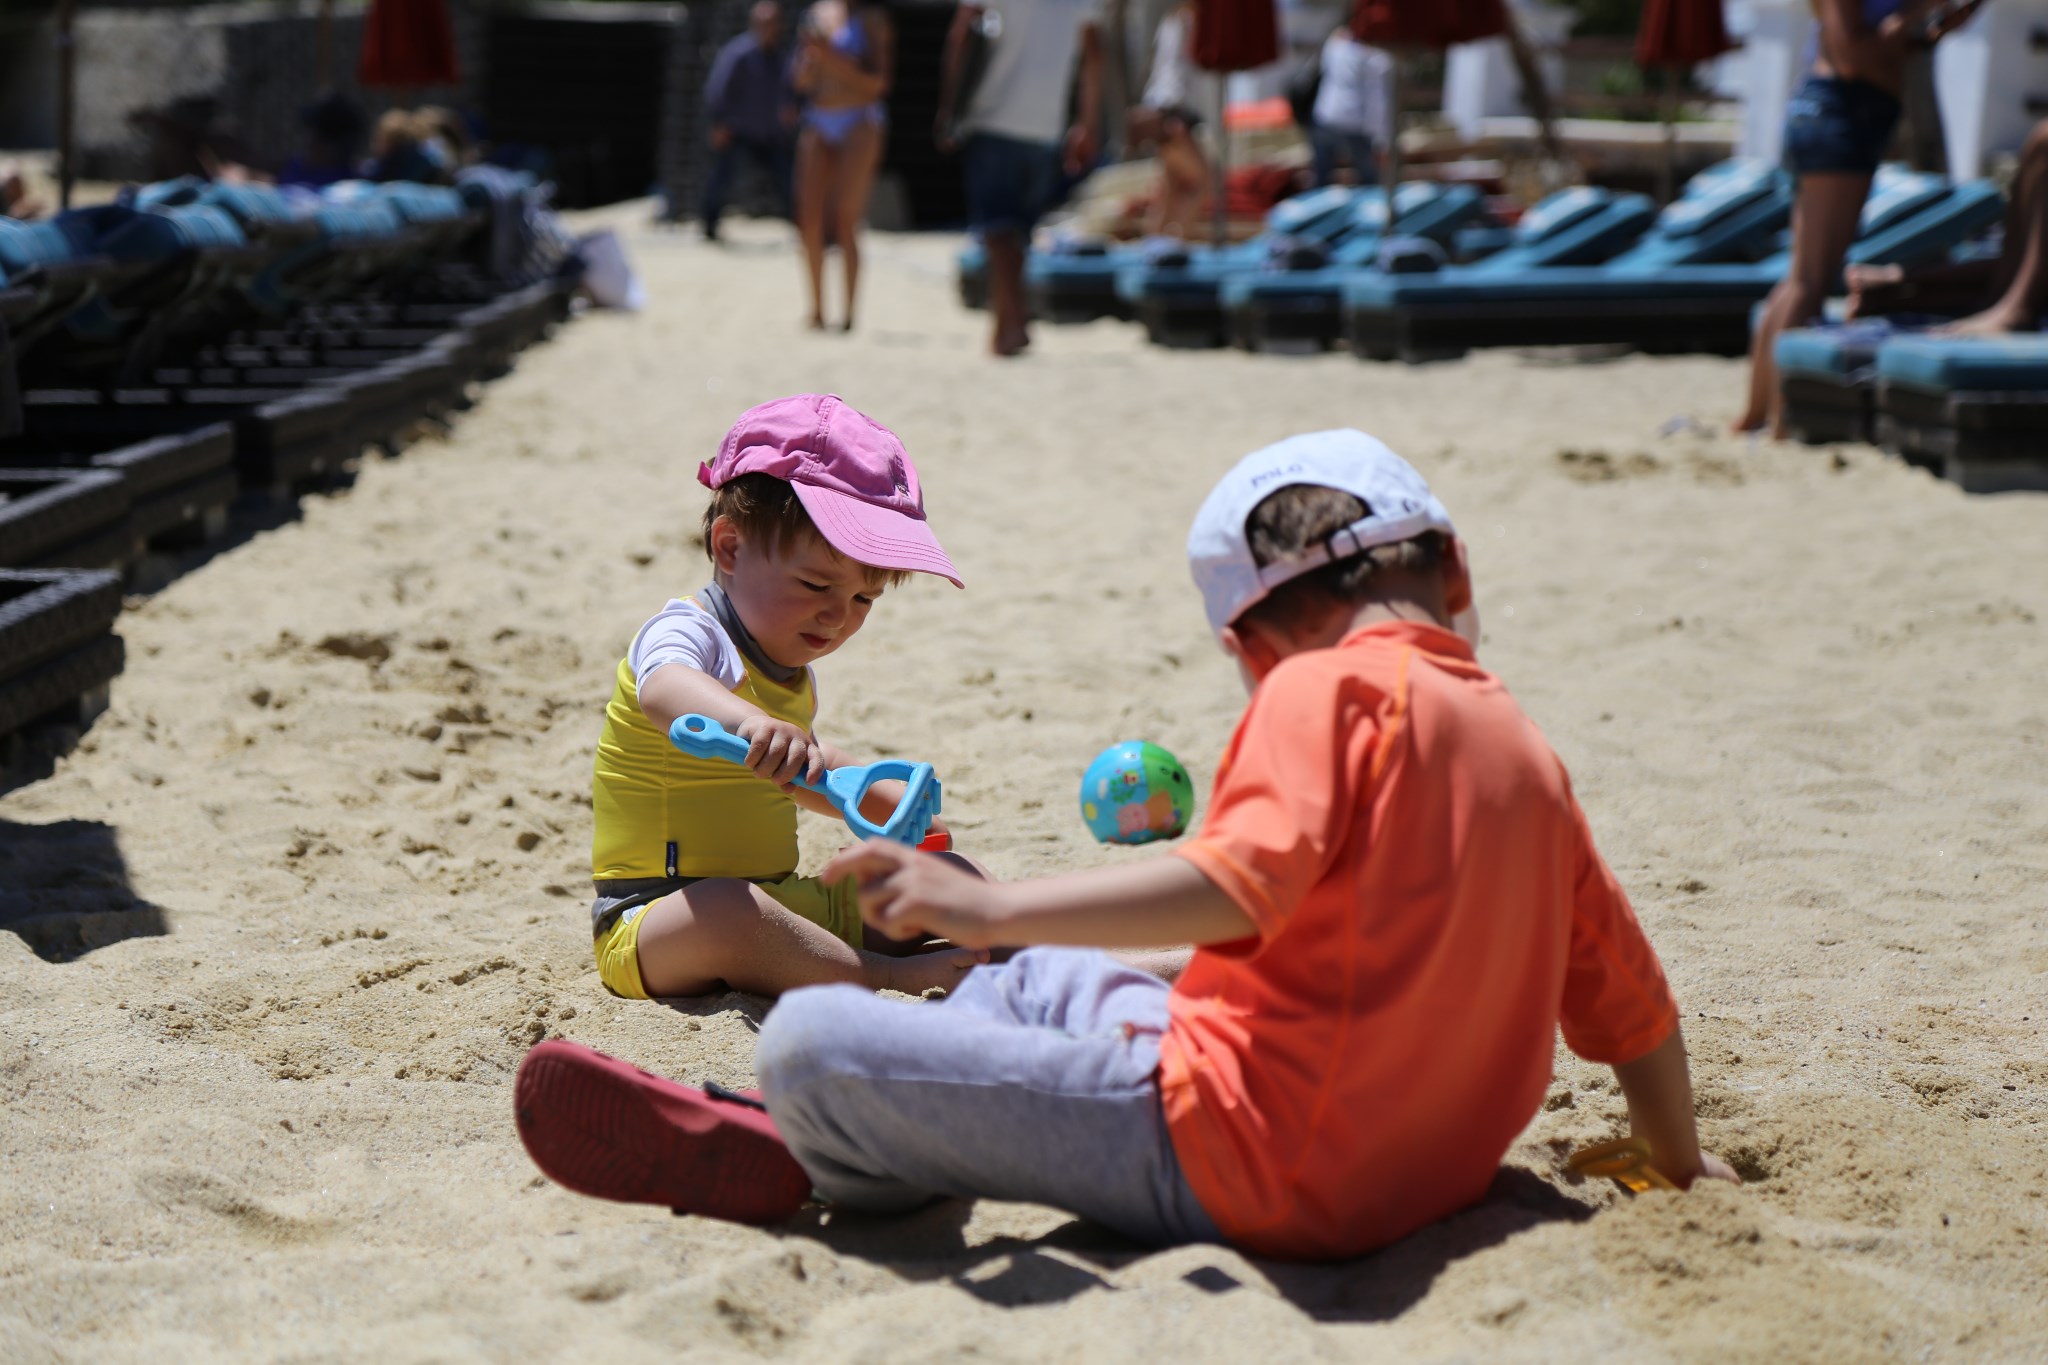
top-left (1732, 408), bottom-right (1768, 435)
top-left (806, 313), bottom-right (826, 331)
top-left (1938, 302), bottom-right (2035, 337)
top-left (992, 325), bottom-right (1030, 357)
top-left (873, 945), bottom-right (986, 995)
top-left (1844, 262), bottom-right (1905, 321)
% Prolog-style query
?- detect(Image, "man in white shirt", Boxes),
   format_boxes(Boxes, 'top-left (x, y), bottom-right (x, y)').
top-left (1311, 28), bottom-right (1391, 189)
top-left (939, 0), bottom-right (1105, 355)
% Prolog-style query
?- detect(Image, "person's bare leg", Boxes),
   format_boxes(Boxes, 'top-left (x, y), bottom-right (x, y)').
top-left (1944, 123), bottom-right (2048, 335)
top-left (1157, 128), bottom-right (1210, 240)
top-left (1738, 172), bottom-right (1873, 435)
top-left (1845, 258), bottom-right (2001, 319)
top-left (832, 120), bottom-right (884, 331)
top-left (631, 879), bottom-right (984, 998)
top-left (985, 229), bottom-right (1028, 356)
top-left (794, 130), bottom-right (832, 330)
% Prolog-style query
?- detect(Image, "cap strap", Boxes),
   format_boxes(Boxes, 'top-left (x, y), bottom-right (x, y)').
top-left (1252, 509), bottom-right (1438, 590)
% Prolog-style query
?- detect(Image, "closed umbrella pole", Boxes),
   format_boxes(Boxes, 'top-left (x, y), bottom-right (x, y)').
top-left (1635, 0), bottom-right (1733, 204)
top-left (1191, 0), bottom-right (1281, 247)
top-left (318, 0), bottom-right (336, 90)
top-left (1353, 0), bottom-right (1510, 228)
top-left (1382, 52), bottom-right (1400, 227)
top-left (56, 0), bottom-right (75, 209)
top-left (1212, 71), bottom-right (1227, 246)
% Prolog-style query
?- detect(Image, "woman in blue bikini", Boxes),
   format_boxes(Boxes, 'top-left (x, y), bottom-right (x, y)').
top-left (1739, 0), bottom-right (1986, 434)
top-left (792, 0), bottom-right (894, 331)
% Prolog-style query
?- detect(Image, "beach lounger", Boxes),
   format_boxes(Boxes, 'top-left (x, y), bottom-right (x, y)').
top-left (0, 421), bottom-right (236, 555)
top-left (0, 218), bottom-right (139, 362)
top-left (1873, 334), bottom-right (2048, 492)
top-left (1223, 185), bottom-right (1658, 354)
top-left (0, 567), bottom-right (124, 750)
top-left (1123, 183), bottom-right (1488, 349)
top-left (9, 203), bottom-right (260, 384)
top-left (21, 385), bottom-right (354, 501)
top-left (1025, 185), bottom-right (1366, 326)
top-left (1771, 320), bottom-right (1931, 445)
top-left (0, 467), bottom-right (133, 572)
top-left (1344, 167), bottom-right (2004, 363)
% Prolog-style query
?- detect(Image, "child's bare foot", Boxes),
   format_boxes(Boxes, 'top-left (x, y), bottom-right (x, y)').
top-left (868, 945), bottom-right (987, 996)
top-left (1732, 408), bottom-right (1767, 435)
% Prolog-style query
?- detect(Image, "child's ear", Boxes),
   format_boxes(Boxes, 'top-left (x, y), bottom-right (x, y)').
top-left (709, 516), bottom-right (743, 576)
top-left (1441, 536), bottom-right (1474, 618)
top-left (1220, 622), bottom-right (1281, 681)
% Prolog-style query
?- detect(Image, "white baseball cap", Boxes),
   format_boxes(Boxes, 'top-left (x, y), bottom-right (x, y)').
top-left (1187, 429), bottom-right (1457, 637)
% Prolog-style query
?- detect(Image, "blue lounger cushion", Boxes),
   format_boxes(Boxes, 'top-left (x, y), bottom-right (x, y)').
top-left (1340, 161), bottom-right (1793, 320)
top-left (370, 181), bottom-right (471, 226)
top-left (1345, 172), bottom-right (1999, 316)
top-left (131, 178), bottom-right (305, 234)
top-left (1027, 186), bottom-right (1363, 293)
top-left (42, 204), bottom-right (248, 263)
top-left (1775, 326), bottom-right (1882, 378)
top-left (1876, 335), bottom-right (2048, 391)
top-left (1846, 179), bottom-right (2005, 268)
top-left (1773, 318), bottom-right (1954, 379)
top-left (0, 218), bottom-right (81, 273)
top-left (1121, 183), bottom-right (1483, 306)
top-left (1220, 186), bottom-right (1657, 313)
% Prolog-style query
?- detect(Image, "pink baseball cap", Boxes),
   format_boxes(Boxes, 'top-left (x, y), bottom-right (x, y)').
top-left (697, 394), bottom-right (962, 587)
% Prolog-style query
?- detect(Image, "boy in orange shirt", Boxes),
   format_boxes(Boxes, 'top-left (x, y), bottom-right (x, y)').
top-left (515, 429), bottom-right (1736, 1255)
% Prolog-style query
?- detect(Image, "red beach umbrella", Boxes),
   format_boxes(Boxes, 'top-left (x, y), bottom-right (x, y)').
top-left (358, 0), bottom-right (462, 89)
top-left (1191, 0), bottom-right (1280, 72)
top-left (1350, 0), bottom-right (1506, 50)
top-left (1635, 0), bottom-right (1734, 68)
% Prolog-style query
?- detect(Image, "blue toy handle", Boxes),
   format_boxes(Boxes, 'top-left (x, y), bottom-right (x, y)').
top-left (668, 713), bottom-right (825, 794)
top-left (667, 712), bottom-right (943, 846)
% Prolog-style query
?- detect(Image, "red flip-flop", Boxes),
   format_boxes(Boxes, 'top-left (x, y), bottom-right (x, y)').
top-left (514, 1040), bottom-right (812, 1223)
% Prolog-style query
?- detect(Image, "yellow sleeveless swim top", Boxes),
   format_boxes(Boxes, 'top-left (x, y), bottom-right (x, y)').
top-left (589, 611), bottom-right (816, 882)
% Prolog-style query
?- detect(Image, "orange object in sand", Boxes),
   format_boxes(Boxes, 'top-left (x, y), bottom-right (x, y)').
top-left (1568, 1136), bottom-right (1680, 1193)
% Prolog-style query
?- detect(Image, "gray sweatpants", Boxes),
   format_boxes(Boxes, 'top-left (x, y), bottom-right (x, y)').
top-left (756, 947), bottom-right (1222, 1247)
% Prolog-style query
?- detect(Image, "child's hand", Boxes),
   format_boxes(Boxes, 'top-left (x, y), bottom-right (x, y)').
top-left (732, 715), bottom-right (825, 790)
top-left (822, 839), bottom-right (1001, 947)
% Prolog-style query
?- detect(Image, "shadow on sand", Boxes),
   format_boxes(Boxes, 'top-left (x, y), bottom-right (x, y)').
top-left (0, 817), bottom-right (168, 961)
top-left (782, 1164), bottom-right (1596, 1322)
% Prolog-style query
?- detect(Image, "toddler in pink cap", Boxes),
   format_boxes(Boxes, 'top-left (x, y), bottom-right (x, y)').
top-left (586, 395), bottom-right (984, 999)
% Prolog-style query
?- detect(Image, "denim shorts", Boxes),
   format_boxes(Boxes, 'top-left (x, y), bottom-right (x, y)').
top-left (1782, 75), bottom-right (1901, 177)
top-left (963, 132), bottom-right (1060, 237)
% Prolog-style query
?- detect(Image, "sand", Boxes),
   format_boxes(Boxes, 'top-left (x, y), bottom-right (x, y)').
top-left (2, 204), bottom-right (2045, 1363)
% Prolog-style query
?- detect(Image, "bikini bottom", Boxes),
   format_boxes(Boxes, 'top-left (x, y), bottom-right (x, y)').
top-left (805, 103), bottom-right (886, 147)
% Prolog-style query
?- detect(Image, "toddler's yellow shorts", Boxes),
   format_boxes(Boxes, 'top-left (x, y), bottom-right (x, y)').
top-left (591, 874), bottom-right (863, 999)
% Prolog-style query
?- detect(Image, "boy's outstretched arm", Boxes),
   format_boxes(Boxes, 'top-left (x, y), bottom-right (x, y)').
top-left (821, 840), bottom-right (1255, 950)
top-left (1611, 1026), bottom-right (1741, 1189)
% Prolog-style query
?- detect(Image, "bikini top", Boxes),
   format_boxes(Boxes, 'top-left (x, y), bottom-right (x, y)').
top-left (831, 10), bottom-right (869, 60)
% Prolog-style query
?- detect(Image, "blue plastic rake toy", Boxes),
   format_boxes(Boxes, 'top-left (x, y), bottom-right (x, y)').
top-left (668, 713), bottom-right (944, 847)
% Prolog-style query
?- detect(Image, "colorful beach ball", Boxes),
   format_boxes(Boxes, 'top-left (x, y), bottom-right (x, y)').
top-left (1080, 741), bottom-right (1195, 845)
